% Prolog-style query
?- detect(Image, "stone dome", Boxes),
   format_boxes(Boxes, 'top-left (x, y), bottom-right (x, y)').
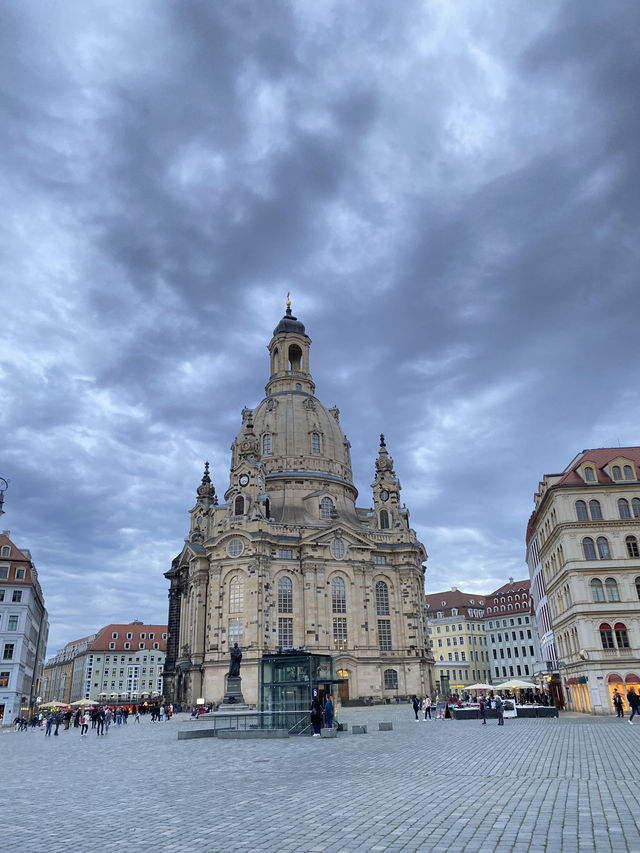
top-left (273, 307), bottom-right (306, 336)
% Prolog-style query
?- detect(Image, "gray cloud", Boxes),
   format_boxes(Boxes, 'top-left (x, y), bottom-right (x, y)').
top-left (1, 0), bottom-right (639, 653)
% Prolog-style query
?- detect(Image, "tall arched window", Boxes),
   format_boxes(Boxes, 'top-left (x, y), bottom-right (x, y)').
top-left (597, 537), bottom-right (611, 559)
top-left (383, 668), bottom-right (398, 689)
top-left (331, 577), bottom-right (346, 613)
top-left (589, 500), bottom-right (603, 520)
top-left (262, 434), bottom-right (272, 454)
top-left (624, 465), bottom-right (634, 480)
top-left (584, 467), bottom-right (596, 481)
top-left (320, 497), bottom-right (334, 519)
top-left (619, 498), bottom-right (631, 519)
top-left (590, 578), bottom-right (605, 602)
top-left (612, 465), bottom-right (622, 480)
top-left (583, 537), bottom-right (596, 560)
top-left (376, 580), bottom-right (390, 616)
top-left (605, 577), bottom-right (620, 601)
top-left (234, 495), bottom-right (244, 516)
top-left (575, 500), bottom-right (588, 521)
top-left (614, 622), bottom-right (630, 648)
top-left (229, 575), bottom-right (244, 613)
top-left (636, 576), bottom-right (640, 600)
top-left (626, 536), bottom-right (639, 558)
top-left (311, 433), bottom-right (321, 454)
top-left (599, 623), bottom-right (614, 649)
top-left (278, 577), bottom-right (293, 613)
top-left (379, 510), bottom-right (390, 529)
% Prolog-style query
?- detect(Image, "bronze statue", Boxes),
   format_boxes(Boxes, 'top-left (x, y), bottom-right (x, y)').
top-left (229, 642), bottom-right (242, 677)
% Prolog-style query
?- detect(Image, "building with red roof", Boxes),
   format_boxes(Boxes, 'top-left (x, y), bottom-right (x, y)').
top-left (0, 530), bottom-right (49, 723)
top-left (530, 447), bottom-right (640, 714)
top-left (43, 621), bottom-right (167, 704)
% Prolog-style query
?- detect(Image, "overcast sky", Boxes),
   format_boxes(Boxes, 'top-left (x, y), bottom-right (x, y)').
top-left (2, 1), bottom-right (639, 656)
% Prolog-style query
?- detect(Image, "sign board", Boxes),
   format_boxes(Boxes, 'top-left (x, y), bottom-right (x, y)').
top-left (435, 701), bottom-right (448, 719)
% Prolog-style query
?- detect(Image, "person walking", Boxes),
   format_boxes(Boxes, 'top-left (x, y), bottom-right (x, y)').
top-left (80, 712), bottom-right (89, 736)
top-left (627, 686), bottom-right (640, 724)
top-left (423, 696), bottom-right (432, 720)
top-left (324, 695), bottom-right (334, 729)
top-left (613, 689), bottom-right (624, 718)
top-left (45, 713), bottom-right (53, 736)
top-left (53, 711), bottom-right (62, 736)
top-left (495, 695), bottom-right (504, 726)
top-left (411, 695), bottom-right (420, 721)
top-left (96, 707), bottom-right (105, 736)
top-left (479, 698), bottom-right (487, 725)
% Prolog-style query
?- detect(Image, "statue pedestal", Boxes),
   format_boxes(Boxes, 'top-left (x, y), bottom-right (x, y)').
top-left (218, 675), bottom-right (249, 711)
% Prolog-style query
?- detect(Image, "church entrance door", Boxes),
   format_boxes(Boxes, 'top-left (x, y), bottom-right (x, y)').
top-left (337, 669), bottom-right (349, 701)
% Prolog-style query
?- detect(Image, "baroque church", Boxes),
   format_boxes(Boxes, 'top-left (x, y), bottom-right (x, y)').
top-left (163, 303), bottom-right (434, 707)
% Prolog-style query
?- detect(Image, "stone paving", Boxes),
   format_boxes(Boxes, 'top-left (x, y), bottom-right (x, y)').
top-left (2, 706), bottom-right (640, 853)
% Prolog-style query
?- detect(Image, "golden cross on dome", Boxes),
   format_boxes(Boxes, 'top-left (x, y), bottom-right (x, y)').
top-left (286, 291), bottom-right (291, 308)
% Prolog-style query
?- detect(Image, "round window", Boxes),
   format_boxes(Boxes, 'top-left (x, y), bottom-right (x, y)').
top-left (227, 538), bottom-right (244, 558)
top-left (330, 538), bottom-right (345, 560)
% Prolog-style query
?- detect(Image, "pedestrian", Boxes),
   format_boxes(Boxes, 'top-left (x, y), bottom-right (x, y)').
top-left (45, 713), bottom-right (53, 736)
top-left (74, 709), bottom-right (81, 728)
top-left (96, 707), bottom-right (105, 736)
top-left (80, 713), bottom-right (89, 736)
top-left (479, 698), bottom-right (487, 725)
top-left (423, 696), bottom-right (432, 720)
top-left (134, 708), bottom-right (140, 723)
top-left (613, 689), bottom-right (624, 718)
top-left (324, 695), bottom-right (334, 729)
top-left (54, 711), bottom-right (62, 736)
top-left (411, 695), bottom-right (420, 721)
top-left (495, 695), bottom-right (504, 726)
top-left (626, 686), bottom-right (640, 724)
top-left (310, 696), bottom-right (323, 736)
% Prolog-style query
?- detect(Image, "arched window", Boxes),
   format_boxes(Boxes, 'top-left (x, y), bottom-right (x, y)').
top-left (264, 497), bottom-right (271, 520)
top-left (636, 576), bottom-right (640, 600)
top-left (320, 497), bottom-right (334, 519)
top-left (383, 668), bottom-right (398, 690)
top-left (311, 433), bottom-right (321, 454)
top-left (0, 545), bottom-right (9, 557)
top-left (597, 537), bottom-right (611, 559)
top-left (584, 467), bottom-right (596, 482)
top-left (262, 434), bottom-right (272, 454)
top-left (599, 622), bottom-right (614, 649)
top-left (626, 536), bottom-right (639, 558)
top-left (234, 495), bottom-right (244, 516)
top-left (614, 622), bottom-right (630, 649)
top-left (590, 578), bottom-right (605, 602)
top-left (589, 500), bottom-right (602, 520)
top-left (612, 465), bottom-right (622, 480)
top-left (619, 498), bottom-right (631, 519)
top-left (575, 500), bottom-right (588, 521)
top-left (605, 577), bottom-right (619, 601)
top-left (379, 509), bottom-right (390, 529)
top-left (278, 577), bottom-right (293, 613)
top-left (271, 347), bottom-right (279, 374)
top-left (331, 577), bottom-right (346, 613)
top-left (624, 465), bottom-right (634, 480)
top-left (583, 537), bottom-right (596, 560)
top-left (376, 580), bottom-right (390, 616)
top-left (288, 344), bottom-right (302, 371)
top-left (229, 575), bottom-right (244, 613)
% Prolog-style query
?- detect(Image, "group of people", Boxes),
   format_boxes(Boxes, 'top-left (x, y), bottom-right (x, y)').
top-left (309, 694), bottom-right (334, 735)
top-left (411, 695), bottom-right (433, 720)
top-left (612, 686), bottom-right (640, 723)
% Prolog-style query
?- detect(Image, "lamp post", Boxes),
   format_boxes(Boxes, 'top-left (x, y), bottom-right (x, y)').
top-left (0, 477), bottom-right (8, 515)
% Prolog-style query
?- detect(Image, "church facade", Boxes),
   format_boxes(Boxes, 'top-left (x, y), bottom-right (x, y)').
top-left (163, 304), bottom-right (434, 707)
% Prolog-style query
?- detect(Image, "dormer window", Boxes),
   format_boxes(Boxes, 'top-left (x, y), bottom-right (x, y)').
top-left (1, 546), bottom-right (10, 557)
top-left (584, 467), bottom-right (596, 482)
top-left (624, 465), bottom-right (634, 480)
top-left (320, 497), bottom-right (334, 519)
top-left (612, 465), bottom-right (622, 480)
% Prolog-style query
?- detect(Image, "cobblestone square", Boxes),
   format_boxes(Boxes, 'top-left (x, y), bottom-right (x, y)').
top-left (3, 707), bottom-right (640, 853)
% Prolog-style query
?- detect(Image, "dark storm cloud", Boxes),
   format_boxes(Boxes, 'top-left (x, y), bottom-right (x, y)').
top-left (1, 0), bottom-right (639, 653)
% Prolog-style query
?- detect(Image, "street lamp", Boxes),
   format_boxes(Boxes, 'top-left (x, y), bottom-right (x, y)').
top-left (0, 478), bottom-right (8, 516)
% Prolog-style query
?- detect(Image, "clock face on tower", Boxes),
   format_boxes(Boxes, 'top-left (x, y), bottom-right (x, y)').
top-left (380, 489), bottom-right (389, 502)
top-left (239, 474), bottom-right (249, 487)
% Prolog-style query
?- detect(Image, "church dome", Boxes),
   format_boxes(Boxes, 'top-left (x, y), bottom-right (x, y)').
top-left (273, 307), bottom-right (306, 336)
